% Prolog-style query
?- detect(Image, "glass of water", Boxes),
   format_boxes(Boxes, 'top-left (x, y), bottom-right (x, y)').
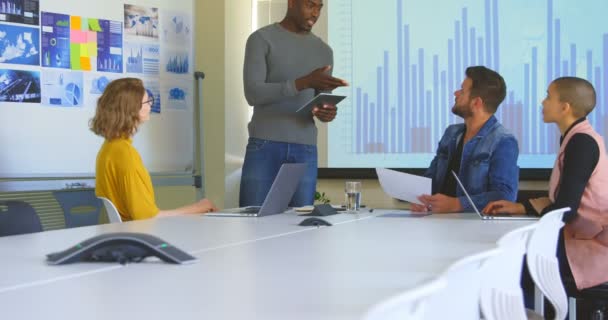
top-left (344, 181), bottom-right (362, 212)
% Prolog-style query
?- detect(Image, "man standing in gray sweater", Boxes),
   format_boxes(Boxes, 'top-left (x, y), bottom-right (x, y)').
top-left (240, 0), bottom-right (348, 207)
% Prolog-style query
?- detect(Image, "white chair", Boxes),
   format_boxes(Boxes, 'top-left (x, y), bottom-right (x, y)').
top-left (97, 196), bottom-right (122, 223)
top-left (364, 277), bottom-right (446, 320)
top-left (424, 249), bottom-right (501, 319)
top-left (479, 224), bottom-right (538, 320)
top-left (526, 207), bottom-right (570, 320)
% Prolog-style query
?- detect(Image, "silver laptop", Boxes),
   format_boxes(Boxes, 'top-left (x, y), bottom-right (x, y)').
top-left (451, 171), bottom-right (538, 220)
top-left (207, 163), bottom-right (307, 217)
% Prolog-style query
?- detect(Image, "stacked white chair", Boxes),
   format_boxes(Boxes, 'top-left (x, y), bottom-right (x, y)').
top-left (425, 249), bottom-right (501, 319)
top-left (363, 277), bottom-right (446, 320)
top-left (526, 207), bottom-right (570, 320)
top-left (479, 224), bottom-right (538, 320)
top-left (97, 196), bottom-right (122, 223)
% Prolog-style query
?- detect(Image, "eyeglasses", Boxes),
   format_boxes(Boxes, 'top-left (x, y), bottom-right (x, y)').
top-left (142, 95), bottom-right (155, 106)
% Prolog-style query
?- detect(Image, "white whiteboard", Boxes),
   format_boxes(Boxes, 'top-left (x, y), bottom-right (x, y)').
top-left (0, 0), bottom-right (195, 177)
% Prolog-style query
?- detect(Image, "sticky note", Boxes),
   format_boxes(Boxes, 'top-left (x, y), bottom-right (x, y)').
top-left (70, 30), bottom-right (86, 43)
top-left (87, 42), bottom-right (97, 56)
top-left (88, 31), bottom-right (97, 43)
top-left (80, 57), bottom-right (92, 71)
top-left (70, 43), bottom-right (81, 69)
top-left (80, 43), bottom-right (89, 57)
top-left (89, 19), bottom-right (102, 32)
top-left (70, 16), bottom-right (81, 30)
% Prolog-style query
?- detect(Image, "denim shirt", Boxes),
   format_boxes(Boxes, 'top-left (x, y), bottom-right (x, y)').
top-left (424, 116), bottom-right (519, 212)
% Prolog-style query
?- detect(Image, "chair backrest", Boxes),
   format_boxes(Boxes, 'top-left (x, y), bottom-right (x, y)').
top-left (526, 207), bottom-right (569, 320)
top-left (425, 249), bottom-right (501, 319)
top-left (53, 190), bottom-right (103, 228)
top-left (479, 224), bottom-right (538, 320)
top-left (364, 277), bottom-right (447, 320)
top-left (0, 200), bottom-right (43, 236)
top-left (97, 196), bottom-right (122, 223)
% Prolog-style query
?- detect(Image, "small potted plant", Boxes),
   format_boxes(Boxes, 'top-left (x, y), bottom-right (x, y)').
top-left (314, 191), bottom-right (331, 204)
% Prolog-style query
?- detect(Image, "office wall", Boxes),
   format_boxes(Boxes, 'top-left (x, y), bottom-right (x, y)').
top-left (194, 0), bottom-right (226, 207)
top-left (224, 0), bottom-right (252, 208)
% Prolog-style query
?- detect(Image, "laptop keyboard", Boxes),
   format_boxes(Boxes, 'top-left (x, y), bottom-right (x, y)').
top-left (241, 206), bottom-right (261, 214)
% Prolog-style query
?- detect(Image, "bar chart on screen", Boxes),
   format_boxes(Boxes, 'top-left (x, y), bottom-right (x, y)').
top-left (328, 0), bottom-right (608, 168)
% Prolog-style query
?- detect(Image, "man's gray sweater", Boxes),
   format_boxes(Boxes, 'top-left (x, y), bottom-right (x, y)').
top-left (243, 23), bottom-right (333, 146)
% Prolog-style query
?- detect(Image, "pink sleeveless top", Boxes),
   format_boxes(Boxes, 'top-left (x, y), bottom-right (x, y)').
top-left (549, 120), bottom-right (608, 289)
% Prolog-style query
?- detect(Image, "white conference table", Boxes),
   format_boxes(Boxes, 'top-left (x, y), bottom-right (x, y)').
top-left (0, 210), bottom-right (374, 292)
top-left (0, 210), bottom-right (534, 319)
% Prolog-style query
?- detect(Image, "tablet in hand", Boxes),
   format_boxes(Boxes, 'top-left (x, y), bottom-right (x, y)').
top-left (297, 93), bottom-right (346, 112)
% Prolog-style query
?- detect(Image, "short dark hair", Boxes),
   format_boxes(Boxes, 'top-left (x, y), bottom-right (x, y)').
top-left (551, 77), bottom-right (596, 117)
top-left (465, 66), bottom-right (506, 114)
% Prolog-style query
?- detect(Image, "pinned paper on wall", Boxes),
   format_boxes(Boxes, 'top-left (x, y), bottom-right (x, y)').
top-left (84, 72), bottom-right (121, 108)
top-left (142, 77), bottom-right (161, 113)
top-left (41, 69), bottom-right (84, 107)
top-left (41, 11), bottom-right (70, 69)
top-left (0, 68), bottom-right (41, 103)
top-left (124, 42), bottom-right (159, 75)
top-left (162, 76), bottom-right (191, 110)
top-left (0, 23), bottom-right (40, 66)
top-left (0, 0), bottom-right (40, 25)
top-left (124, 4), bottom-right (158, 41)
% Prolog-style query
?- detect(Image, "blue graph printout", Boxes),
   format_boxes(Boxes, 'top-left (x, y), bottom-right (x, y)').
top-left (41, 12), bottom-right (70, 69)
top-left (125, 42), bottom-right (159, 75)
top-left (0, 0), bottom-right (39, 25)
top-left (143, 78), bottom-right (160, 113)
top-left (96, 19), bottom-right (123, 73)
top-left (164, 77), bottom-right (190, 110)
top-left (0, 68), bottom-right (40, 103)
top-left (161, 11), bottom-right (191, 46)
top-left (328, 0), bottom-right (608, 169)
top-left (41, 69), bottom-right (84, 107)
top-left (83, 72), bottom-right (120, 108)
top-left (0, 23), bottom-right (39, 66)
top-left (164, 49), bottom-right (189, 74)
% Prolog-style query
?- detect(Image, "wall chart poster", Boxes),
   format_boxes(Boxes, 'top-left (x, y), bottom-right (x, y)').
top-left (143, 78), bottom-right (160, 113)
top-left (41, 69), bottom-right (84, 107)
top-left (124, 42), bottom-right (159, 75)
top-left (161, 10), bottom-right (190, 45)
top-left (41, 11), bottom-right (69, 68)
top-left (83, 72), bottom-right (120, 108)
top-left (124, 4), bottom-right (158, 42)
top-left (163, 48), bottom-right (188, 74)
top-left (163, 77), bottom-right (190, 110)
top-left (96, 19), bottom-right (123, 73)
top-left (0, 68), bottom-right (40, 103)
top-left (0, 23), bottom-right (39, 65)
top-left (0, 0), bottom-right (39, 25)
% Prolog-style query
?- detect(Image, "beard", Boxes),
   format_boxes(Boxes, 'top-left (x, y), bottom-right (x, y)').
top-left (452, 103), bottom-right (473, 118)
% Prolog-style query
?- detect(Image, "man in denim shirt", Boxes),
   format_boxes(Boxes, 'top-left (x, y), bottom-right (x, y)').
top-left (412, 66), bottom-right (519, 213)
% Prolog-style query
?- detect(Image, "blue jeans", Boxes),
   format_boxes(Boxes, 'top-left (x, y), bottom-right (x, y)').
top-left (239, 138), bottom-right (317, 207)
